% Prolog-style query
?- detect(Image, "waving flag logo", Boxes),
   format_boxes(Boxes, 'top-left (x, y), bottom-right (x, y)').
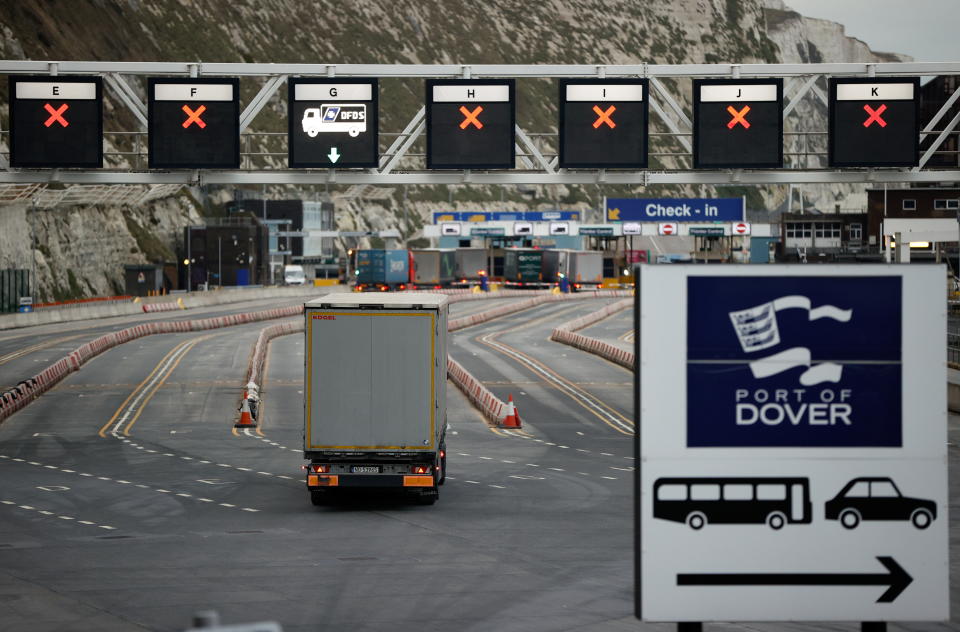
top-left (729, 296), bottom-right (853, 386)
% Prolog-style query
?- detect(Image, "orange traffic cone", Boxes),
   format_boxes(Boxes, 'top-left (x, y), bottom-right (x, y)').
top-left (235, 393), bottom-right (256, 428)
top-left (501, 394), bottom-right (522, 428)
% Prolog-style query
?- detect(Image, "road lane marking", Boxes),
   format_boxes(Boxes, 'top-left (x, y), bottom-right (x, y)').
top-left (99, 334), bottom-right (216, 438)
top-left (1, 500), bottom-right (116, 531)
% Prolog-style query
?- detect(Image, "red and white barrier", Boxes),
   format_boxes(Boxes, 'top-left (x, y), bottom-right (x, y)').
top-left (0, 304), bottom-right (305, 425)
top-left (549, 298), bottom-right (635, 370)
top-left (447, 356), bottom-right (506, 426)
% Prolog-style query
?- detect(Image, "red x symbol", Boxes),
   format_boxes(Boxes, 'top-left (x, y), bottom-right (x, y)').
top-left (459, 105), bottom-right (483, 129)
top-left (182, 104), bottom-right (207, 129)
top-left (592, 104), bottom-right (616, 129)
top-left (43, 103), bottom-right (69, 128)
top-left (726, 105), bottom-right (751, 129)
top-left (863, 103), bottom-right (887, 128)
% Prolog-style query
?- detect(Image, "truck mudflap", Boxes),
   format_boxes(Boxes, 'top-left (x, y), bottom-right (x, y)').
top-left (307, 474), bottom-right (435, 488)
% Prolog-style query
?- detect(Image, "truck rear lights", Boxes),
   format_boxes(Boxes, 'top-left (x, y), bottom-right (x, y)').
top-left (310, 464), bottom-right (330, 473)
top-left (411, 465), bottom-right (432, 474)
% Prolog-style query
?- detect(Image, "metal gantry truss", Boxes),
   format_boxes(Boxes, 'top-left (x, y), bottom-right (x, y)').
top-left (1, 60), bottom-right (959, 185)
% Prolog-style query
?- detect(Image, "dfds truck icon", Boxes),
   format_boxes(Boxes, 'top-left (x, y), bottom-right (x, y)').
top-left (302, 104), bottom-right (367, 137)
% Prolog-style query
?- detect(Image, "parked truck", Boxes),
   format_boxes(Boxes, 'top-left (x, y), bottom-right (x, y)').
top-left (303, 293), bottom-right (448, 505)
top-left (355, 249), bottom-right (411, 291)
top-left (411, 249), bottom-right (456, 288)
top-left (453, 248), bottom-right (489, 285)
top-left (542, 250), bottom-right (604, 289)
top-left (503, 248), bottom-right (545, 287)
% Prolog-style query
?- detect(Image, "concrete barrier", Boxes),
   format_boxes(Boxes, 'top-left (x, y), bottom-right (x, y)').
top-left (549, 298), bottom-right (634, 370)
top-left (0, 285), bottom-right (342, 331)
top-left (0, 304), bottom-right (305, 425)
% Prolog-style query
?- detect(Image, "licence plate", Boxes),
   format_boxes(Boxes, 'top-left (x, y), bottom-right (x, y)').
top-left (350, 466), bottom-right (381, 474)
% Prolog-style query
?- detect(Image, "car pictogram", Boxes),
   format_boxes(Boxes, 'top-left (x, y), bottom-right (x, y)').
top-left (824, 477), bottom-right (936, 529)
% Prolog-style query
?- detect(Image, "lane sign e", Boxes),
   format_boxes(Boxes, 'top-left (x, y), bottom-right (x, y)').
top-left (636, 265), bottom-right (948, 622)
top-left (693, 79), bottom-right (783, 169)
top-left (426, 79), bottom-right (515, 170)
top-left (733, 222), bottom-right (751, 235)
top-left (288, 78), bottom-right (378, 168)
top-left (148, 78), bottom-right (239, 169)
top-left (829, 78), bottom-right (919, 167)
top-left (558, 79), bottom-right (648, 169)
top-left (9, 76), bottom-right (103, 168)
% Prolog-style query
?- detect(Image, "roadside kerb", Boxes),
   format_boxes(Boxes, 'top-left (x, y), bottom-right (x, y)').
top-left (549, 298), bottom-right (634, 370)
top-left (0, 304), bottom-right (304, 425)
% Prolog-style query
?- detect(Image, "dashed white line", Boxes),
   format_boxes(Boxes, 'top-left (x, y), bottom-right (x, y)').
top-left (602, 476), bottom-right (618, 480)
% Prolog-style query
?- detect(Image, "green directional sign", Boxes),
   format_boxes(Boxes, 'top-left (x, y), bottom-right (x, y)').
top-left (689, 226), bottom-right (725, 236)
top-left (471, 227), bottom-right (505, 236)
top-left (580, 226), bottom-right (616, 236)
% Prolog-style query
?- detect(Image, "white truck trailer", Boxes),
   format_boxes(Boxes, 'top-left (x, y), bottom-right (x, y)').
top-left (303, 293), bottom-right (448, 505)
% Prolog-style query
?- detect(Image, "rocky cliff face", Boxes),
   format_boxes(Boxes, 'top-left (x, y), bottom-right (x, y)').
top-left (0, 0), bottom-right (911, 299)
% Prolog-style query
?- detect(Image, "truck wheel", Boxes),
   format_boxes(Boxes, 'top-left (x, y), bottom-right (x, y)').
top-left (438, 454), bottom-right (447, 485)
top-left (310, 491), bottom-right (329, 506)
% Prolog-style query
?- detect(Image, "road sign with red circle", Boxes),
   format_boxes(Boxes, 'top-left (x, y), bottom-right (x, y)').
top-left (659, 223), bottom-right (678, 236)
top-left (733, 222), bottom-right (751, 235)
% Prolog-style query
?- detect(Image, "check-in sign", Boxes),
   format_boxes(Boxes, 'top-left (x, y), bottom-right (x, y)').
top-left (636, 265), bottom-right (947, 622)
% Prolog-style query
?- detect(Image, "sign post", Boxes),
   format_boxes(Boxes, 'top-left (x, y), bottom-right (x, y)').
top-left (9, 76), bottom-right (103, 168)
top-left (636, 265), bottom-right (948, 624)
top-left (148, 78), bottom-right (240, 169)
top-left (829, 78), bottom-right (920, 167)
top-left (558, 78), bottom-right (648, 168)
top-left (693, 79), bottom-right (783, 169)
top-left (288, 78), bottom-right (378, 168)
top-left (426, 79), bottom-right (515, 170)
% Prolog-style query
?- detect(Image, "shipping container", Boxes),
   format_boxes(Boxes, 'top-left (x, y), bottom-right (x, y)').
top-left (303, 293), bottom-right (448, 504)
top-left (411, 249), bottom-right (456, 287)
top-left (355, 249), bottom-right (410, 290)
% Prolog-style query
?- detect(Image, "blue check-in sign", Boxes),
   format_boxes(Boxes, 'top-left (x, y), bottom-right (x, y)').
top-left (686, 276), bottom-right (902, 447)
top-left (607, 197), bottom-right (743, 222)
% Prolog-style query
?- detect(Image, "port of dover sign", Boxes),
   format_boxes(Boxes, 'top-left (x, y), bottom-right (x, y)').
top-left (635, 265), bottom-right (948, 622)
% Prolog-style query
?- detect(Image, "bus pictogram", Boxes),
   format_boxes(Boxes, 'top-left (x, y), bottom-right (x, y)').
top-left (653, 476), bottom-right (812, 530)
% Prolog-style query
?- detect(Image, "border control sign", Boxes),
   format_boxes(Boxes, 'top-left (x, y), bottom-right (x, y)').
top-left (636, 265), bottom-right (948, 622)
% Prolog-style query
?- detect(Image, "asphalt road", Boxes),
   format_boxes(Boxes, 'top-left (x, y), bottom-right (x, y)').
top-left (0, 293), bottom-right (957, 632)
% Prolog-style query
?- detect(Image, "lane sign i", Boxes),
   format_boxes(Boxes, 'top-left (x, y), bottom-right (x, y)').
top-left (9, 76), bottom-right (103, 168)
top-left (288, 78), bottom-right (378, 168)
top-left (426, 79), bottom-right (515, 170)
top-left (693, 79), bottom-right (783, 169)
top-left (635, 265), bottom-right (948, 622)
top-left (658, 222), bottom-right (678, 236)
top-left (148, 78), bottom-right (240, 169)
top-left (558, 79), bottom-right (648, 169)
top-left (733, 222), bottom-right (751, 235)
top-left (828, 78), bottom-right (919, 167)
